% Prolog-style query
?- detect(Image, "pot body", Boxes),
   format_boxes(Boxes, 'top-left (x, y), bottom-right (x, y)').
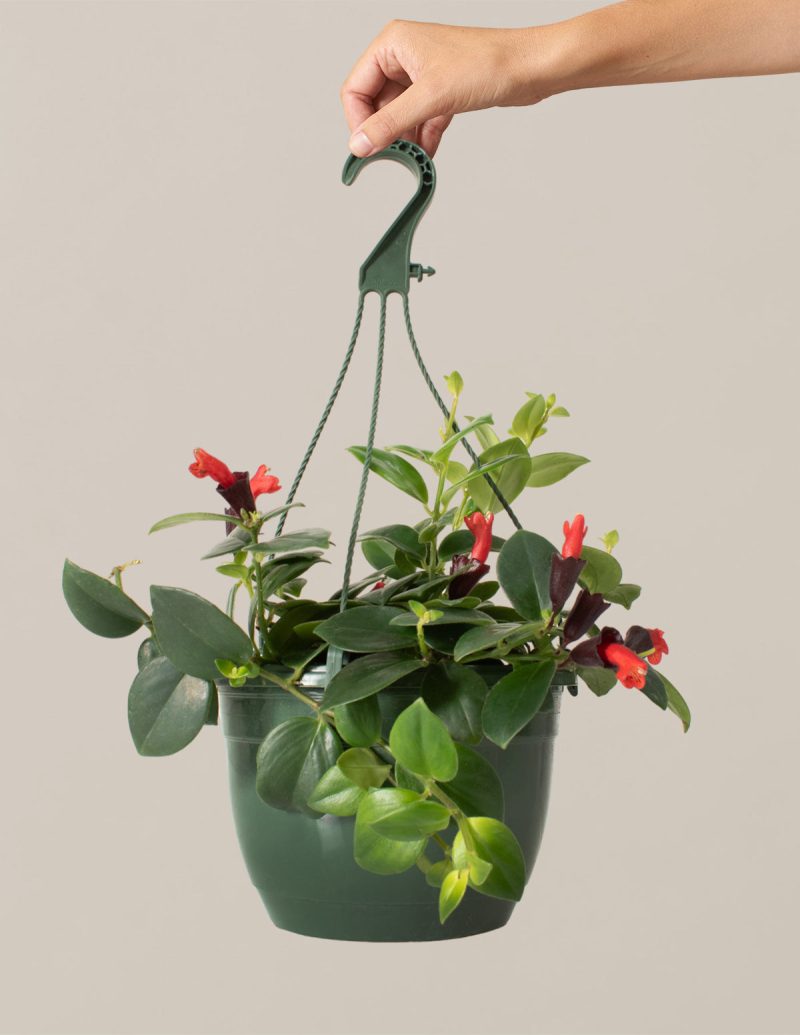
top-left (218, 665), bottom-right (571, 942)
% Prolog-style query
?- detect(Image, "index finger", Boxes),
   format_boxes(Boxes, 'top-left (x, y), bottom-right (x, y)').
top-left (341, 45), bottom-right (388, 132)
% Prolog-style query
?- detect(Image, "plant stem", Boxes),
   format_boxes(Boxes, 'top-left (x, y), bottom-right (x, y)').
top-left (258, 667), bottom-right (319, 711)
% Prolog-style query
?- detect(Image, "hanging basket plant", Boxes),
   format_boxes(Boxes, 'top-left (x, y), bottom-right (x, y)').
top-left (63, 141), bottom-right (689, 943)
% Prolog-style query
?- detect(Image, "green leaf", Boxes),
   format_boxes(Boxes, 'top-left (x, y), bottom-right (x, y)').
top-left (348, 446), bottom-right (428, 504)
top-left (385, 444), bottom-right (433, 463)
top-left (315, 606), bottom-right (418, 653)
top-left (430, 415), bottom-right (494, 465)
top-left (660, 672), bottom-right (691, 732)
top-left (358, 524), bottom-right (424, 560)
top-left (527, 452), bottom-right (590, 487)
top-left (576, 665), bottom-right (617, 696)
top-left (421, 662), bottom-right (488, 744)
top-left (440, 744), bottom-right (504, 821)
top-left (307, 765), bottom-right (366, 816)
top-left (510, 394), bottom-right (546, 447)
top-left (389, 699), bottom-right (458, 782)
top-left (468, 419), bottom-right (501, 452)
top-left (579, 546), bottom-right (623, 595)
top-left (202, 526), bottom-right (253, 560)
top-left (333, 696), bottom-right (382, 747)
top-left (452, 817), bottom-right (525, 900)
top-left (438, 529), bottom-right (505, 561)
top-left (439, 868), bottom-right (469, 924)
top-left (361, 538), bottom-right (396, 571)
top-left (337, 747), bottom-right (391, 789)
top-left (603, 583), bottom-right (641, 609)
top-left (453, 623), bottom-right (521, 663)
top-left (369, 796), bottom-right (452, 842)
top-left (425, 859), bottom-right (453, 888)
top-left (482, 661), bottom-right (557, 748)
top-left (137, 636), bottom-right (161, 670)
top-left (641, 666), bottom-right (668, 710)
top-left (215, 563), bottom-right (250, 580)
top-left (496, 530), bottom-right (557, 620)
top-left (255, 716), bottom-right (342, 815)
top-left (150, 585), bottom-right (253, 681)
top-left (390, 607), bottom-right (492, 627)
top-left (148, 511), bottom-right (245, 533)
top-left (601, 529), bottom-right (620, 553)
top-left (444, 370), bottom-right (464, 397)
top-left (260, 556), bottom-right (327, 599)
top-left (448, 439), bottom-right (532, 512)
top-left (354, 790), bottom-right (428, 874)
top-left (63, 560), bottom-right (149, 639)
top-left (321, 652), bottom-right (424, 708)
top-left (248, 528), bottom-right (332, 554)
top-left (127, 657), bottom-right (211, 756)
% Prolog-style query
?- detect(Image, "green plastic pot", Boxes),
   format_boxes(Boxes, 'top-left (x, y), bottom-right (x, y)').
top-left (218, 663), bottom-right (573, 942)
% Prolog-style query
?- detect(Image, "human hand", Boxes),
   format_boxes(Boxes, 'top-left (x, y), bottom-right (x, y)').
top-left (340, 20), bottom-right (553, 158)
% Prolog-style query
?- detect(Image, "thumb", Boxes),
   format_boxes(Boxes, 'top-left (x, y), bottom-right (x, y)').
top-left (349, 83), bottom-right (442, 157)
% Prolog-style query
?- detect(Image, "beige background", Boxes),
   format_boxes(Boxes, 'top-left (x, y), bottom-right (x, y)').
top-left (2, 2), bottom-right (799, 1033)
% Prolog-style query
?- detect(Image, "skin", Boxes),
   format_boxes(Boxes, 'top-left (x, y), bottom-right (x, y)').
top-left (341, 0), bottom-right (800, 157)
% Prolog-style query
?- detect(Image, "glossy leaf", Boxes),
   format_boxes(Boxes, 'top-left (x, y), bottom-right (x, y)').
top-left (348, 446), bottom-right (428, 504)
top-left (148, 511), bottom-right (245, 534)
top-left (439, 869), bottom-right (469, 924)
top-left (660, 672), bottom-right (691, 732)
top-left (390, 607), bottom-right (492, 627)
top-left (315, 606), bottom-right (418, 653)
top-left (446, 439), bottom-right (532, 512)
top-left (370, 797), bottom-right (452, 842)
top-left (150, 585), bottom-right (253, 681)
top-left (307, 764), bottom-right (366, 816)
top-left (452, 817), bottom-right (525, 900)
top-left (482, 661), bottom-right (557, 748)
top-left (260, 556), bottom-right (327, 599)
top-left (425, 859), bottom-right (453, 888)
top-left (63, 560), bottom-right (149, 639)
top-left (496, 531), bottom-right (557, 620)
top-left (641, 666), bottom-right (668, 710)
top-left (248, 528), bottom-right (332, 554)
top-left (337, 747), bottom-right (391, 789)
top-left (576, 665), bottom-right (617, 696)
top-left (429, 415), bottom-right (493, 465)
top-left (137, 636), bottom-right (161, 670)
top-left (255, 716), bottom-right (342, 815)
top-left (127, 657), bottom-right (210, 756)
top-left (201, 526), bottom-right (252, 560)
top-left (389, 699), bottom-right (458, 782)
top-left (510, 394), bottom-right (546, 446)
top-left (453, 623), bottom-right (520, 663)
top-left (421, 662), bottom-right (488, 743)
top-left (527, 452), bottom-right (590, 487)
top-left (603, 582), bottom-right (642, 609)
top-left (358, 524), bottom-right (424, 560)
top-left (354, 790), bottom-right (428, 874)
top-left (333, 696), bottom-right (382, 747)
top-left (579, 546), bottom-right (623, 596)
top-left (440, 744), bottom-right (504, 821)
top-left (322, 652), bottom-right (424, 708)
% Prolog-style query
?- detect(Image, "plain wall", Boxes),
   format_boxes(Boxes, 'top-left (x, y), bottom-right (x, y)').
top-left (2, 2), bottom-right (799, 1033)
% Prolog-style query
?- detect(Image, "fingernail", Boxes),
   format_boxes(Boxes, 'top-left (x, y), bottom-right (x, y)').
top-left (349, 130), bottom-right (373, 157)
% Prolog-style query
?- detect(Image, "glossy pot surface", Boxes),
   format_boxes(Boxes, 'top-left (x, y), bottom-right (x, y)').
top-left (219, 664), bottom-right (571, 942)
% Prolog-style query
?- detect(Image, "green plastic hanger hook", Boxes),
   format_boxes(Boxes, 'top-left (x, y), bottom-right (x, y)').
top-left (342, 139), bottom-right (436, 299)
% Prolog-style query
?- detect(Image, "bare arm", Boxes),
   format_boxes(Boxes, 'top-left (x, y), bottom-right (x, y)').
top-left (342, 1), bottom-right (800, 157)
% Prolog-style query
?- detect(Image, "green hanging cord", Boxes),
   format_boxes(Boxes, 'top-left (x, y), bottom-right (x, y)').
top-left (274, 294), bottom-right (366, 538)
top-left (326, 293), bottom-right (387, 683)
top-left (401, 294), bottom-right (523, 531)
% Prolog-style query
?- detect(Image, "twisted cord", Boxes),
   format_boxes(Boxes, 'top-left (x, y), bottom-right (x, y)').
top-left (274, 293), bottom-right (366, 537)
top-left (401, 295), bottom-right (523, 530)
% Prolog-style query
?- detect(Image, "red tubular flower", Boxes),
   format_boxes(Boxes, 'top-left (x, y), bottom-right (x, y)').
top-left (601, 643), bottom-right (648, 690)
top-left (250, 464), bottom-right (281, 499)
top-left (562, 514), bottom-right (587, 559)
top-left (189, 448), bottom-right (236, 488)
top-left (465, 511), bottom-right (494, 564)
top-left (648, 628), bottom-right (669, 665)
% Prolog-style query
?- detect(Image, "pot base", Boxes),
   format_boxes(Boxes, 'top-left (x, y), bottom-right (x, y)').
top-left (258, 887), bottom-right (513, 942)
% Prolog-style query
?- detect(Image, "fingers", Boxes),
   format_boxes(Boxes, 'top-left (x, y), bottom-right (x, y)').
top-left (348, 81), bottom-right (443, 157)
top-left (418, 114), bottom-right (453, 158)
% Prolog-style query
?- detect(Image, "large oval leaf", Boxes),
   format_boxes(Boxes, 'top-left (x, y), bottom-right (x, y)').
top-left (256, 716), bottom-right (342, 815)
top-left (248, 528), bottom-right (332, 555)
top-left (337, 747), bottom-right (391, 789)
top-left (127, 656), bottom-right (210, 756)
top-left (440, 744), bottom-right (504, 821)
top-left (464, 439), bottom-right (532, 514)
top-left (660, 672), bottom-right (691, 732)
top-left (453, 622), bottom-right (521, 663)
top-left (333, 695), bottom-right (382, 747)
top-left (421, 662), bottom-right (488, 743)
top-left (496, 530), bottom-right (557, 620)
top-left (63, 560), bottom-right (149, 638)
top-left (315, 606), bottom-right (417, 653)
top-left (348, 446), bottom-right (428, 504)
top-left (452, 817), bottom-right (525, 900)
top-left (389, 699), bottom-right (458, 782)
top-left (307, 765), bottom-right (365, 816)
top-left (322, 651), bottom-right (424, 708)
top-left (150, 585), bottom-right (253, 680)
top-left (527, 452), bottom-right (589, 487)
top-left (482, 660), bottom-right (557, 748)
top-left (358, 524), bottom-right (425, 561)
top-left (354, 789), bottom-right (428, 873)
top-left (368, 793), bottom-right (451, 842)
top-left (579, 546), bottom-right (623, 595)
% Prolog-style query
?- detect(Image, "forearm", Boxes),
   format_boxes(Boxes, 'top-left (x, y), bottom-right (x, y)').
top-left (533, 0), bottom-right (800, 95)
